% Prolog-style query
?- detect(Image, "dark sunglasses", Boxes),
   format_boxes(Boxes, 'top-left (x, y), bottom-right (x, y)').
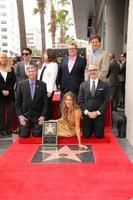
top-left (22, 53), bottom-right (30, 56)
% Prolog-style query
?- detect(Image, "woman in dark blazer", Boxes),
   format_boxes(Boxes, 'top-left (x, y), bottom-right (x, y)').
top-left (0, 52), bottom-right (16, 136)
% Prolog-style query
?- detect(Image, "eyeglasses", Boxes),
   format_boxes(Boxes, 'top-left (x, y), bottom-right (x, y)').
top-left (68, 48), bottom-right (77, 50)
top-left (88, 69), bottom-right (98, 72)
top-left (22, 53), bottom-right (30, 56)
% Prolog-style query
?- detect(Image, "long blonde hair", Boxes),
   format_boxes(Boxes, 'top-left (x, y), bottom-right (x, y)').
top-left (61, 91), bottom-right (81, 125)
top-left (0, 52), bottom-right (12, 72)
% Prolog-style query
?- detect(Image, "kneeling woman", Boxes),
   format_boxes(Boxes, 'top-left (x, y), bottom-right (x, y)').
top-left (58, 91), bottom-right (87, 149)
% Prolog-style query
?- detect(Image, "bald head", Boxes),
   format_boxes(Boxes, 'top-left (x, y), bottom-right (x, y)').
top-left (88, 64), bottom-right (99, 80)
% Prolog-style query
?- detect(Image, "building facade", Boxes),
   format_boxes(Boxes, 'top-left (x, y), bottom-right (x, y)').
top-left (72, 0), bottom-right (133, 146)
top-left (0, 0), bottom-right (20, 56)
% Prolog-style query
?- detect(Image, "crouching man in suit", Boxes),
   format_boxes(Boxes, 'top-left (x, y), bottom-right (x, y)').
top-left (16, 65), bottom-right (47, 138)
top-left (78, 64), bottom-right (110, 138)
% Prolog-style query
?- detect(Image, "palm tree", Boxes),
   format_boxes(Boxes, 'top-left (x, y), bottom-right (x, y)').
top-left (48, 0), bottom-right (57, 47)
top-left (58, 0), bottom-right (70, 6)
top-left (56, 0), bottom-right (73, 45)
top-left (16, 0), bottom-right (27, 54)
top-left (56, 10), bottom-right (73, 44)
top-left (56, 9), bottom-right (68, 44)
top-left (33, 0), bottom-right (46, 54)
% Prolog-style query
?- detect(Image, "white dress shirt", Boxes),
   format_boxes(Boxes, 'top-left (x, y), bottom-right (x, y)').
top-left (0, 70), bottom-right (7, 82)
top-left (84, 78), bottom-right (101, 116)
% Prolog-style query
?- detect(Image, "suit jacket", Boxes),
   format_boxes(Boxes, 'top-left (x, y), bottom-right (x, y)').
top-left (78, 79), bottom-right (110, 114)
top-left (16, 79), bottom-right (47, 118)
top-left (15, 60), bottom-right (35, 82)
top-left (57, 55), bottom-right (86, 94)
top-left (86, 49), bottom-right (110, 82)
top-left (0, 68), bottom-right (16, 103)
top-left (106, 60), bottom-right (120, 86)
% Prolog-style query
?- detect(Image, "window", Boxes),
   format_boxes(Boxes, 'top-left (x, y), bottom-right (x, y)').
top-left (2, 42), bottom-right (8, 46)
top-left (3, 50), bottom-right (7, 53)
top-left (0, 4), bottom-right (6, 8)
top-left (0, 13), bottom-right (6, 16)
top-left (1, 28), bottom-right (7, 31)
top-left (1, 35), bottom-right (7, 39)
top-left (1, 20), bottom-right (7, 24)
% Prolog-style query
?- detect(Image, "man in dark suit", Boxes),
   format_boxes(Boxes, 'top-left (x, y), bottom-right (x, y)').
top-left (16, 65), bottom-right (47, 138)
top-left (57, 43), bottom-right (86, 101)
top-left (15, 47), bottom-right (34, 82)
top-left (78, 64), bottom-right (110, 138)
top-left (106, 53), bottom-right (120, 110)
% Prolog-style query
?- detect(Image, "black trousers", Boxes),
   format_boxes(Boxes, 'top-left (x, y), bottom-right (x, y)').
top-left (19, 115), bottom-right (42, 138)
top-left (45, 92), bottom-right (54, 120)
top-left (82, 114), bottom-right (105, 138)
top-left (0, 101), bottom-right (15, 132)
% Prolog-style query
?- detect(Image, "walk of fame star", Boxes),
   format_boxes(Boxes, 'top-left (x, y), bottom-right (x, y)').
top-left (45, 123), bottom-right (55, 135)
top-left (32, 145), bottom-right (95, 164)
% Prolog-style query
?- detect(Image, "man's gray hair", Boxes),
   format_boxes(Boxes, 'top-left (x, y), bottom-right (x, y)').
top-left (26, 64), bottom-right (37, 71)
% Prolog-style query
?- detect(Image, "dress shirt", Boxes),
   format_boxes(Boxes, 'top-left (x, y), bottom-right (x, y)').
top-left (29, 80), bottom-right (36, 99)
top-left (84, 78), bottom-right (101, 116)
top-left (0, 70), bottom-right (7, 82)
top-left (92, 48), bottom-right (101, 62)
top-left (90, 78), bottom-right (98, 91)
top-left (68, 56), bottom-right (77, 73)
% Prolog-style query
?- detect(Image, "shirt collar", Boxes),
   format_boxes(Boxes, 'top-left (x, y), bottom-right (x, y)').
top-left (29, 80), bottom-right (36, 85)
top-left (69, 55), bottom-right (77, 61)
top-left (92, 48), bottom-right (101, 54)
top-left (90, 78), bottom-right (98, 85)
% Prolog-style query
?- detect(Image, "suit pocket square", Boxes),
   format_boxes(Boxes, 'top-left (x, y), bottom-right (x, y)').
top-left (98, 88), bottom-right (104, 90)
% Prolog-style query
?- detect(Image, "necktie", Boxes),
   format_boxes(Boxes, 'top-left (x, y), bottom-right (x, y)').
top-left (91, 80), bottom-right (95, 97)
top-left (30, 82), bottom-right (35, 100)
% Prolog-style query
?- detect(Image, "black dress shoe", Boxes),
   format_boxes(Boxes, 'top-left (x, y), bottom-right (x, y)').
top-left (7, 129), bottom-right (12, 135)
top-left (1, 131), bottom-right (7, 136)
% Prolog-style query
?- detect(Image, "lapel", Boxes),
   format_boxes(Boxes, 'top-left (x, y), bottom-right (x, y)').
top-left (86, 80), bottom-right (92, 98)
top-left (21, 62), bottom-right (26, 76)
top-left (94, 79), bottom-right (101, 97)
top-left (0, 71), bottom-right (10, 83)
top-left (25, 80), bottom-right (32, 101)
top-left (65, 57), bottom-right (69, 73)
top-left (0, 72), bottom-right (6, 83)
top-left (32, 80), bottom-right (40, 101)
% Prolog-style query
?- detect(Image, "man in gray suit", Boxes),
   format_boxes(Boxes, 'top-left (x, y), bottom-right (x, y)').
top-left (86, 35), bottom-right (110, 82)
top-left (106, 53), bottom-right (120, 110)
top-left (15, 47), bottom-right (34, 82)
top-left (78, 64), bottom-right (110, 138)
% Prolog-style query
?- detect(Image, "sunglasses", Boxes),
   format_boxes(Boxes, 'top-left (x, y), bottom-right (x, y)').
top-left (22, 53), bottom-right (30, 56)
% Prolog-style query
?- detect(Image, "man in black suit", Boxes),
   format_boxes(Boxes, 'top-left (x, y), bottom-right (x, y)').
top-left (78, 64), bottom-right (110, 138)
top-left (57, 43), bottom-right (86, 101)
top-left (16, 65), bottom-right (47, 138)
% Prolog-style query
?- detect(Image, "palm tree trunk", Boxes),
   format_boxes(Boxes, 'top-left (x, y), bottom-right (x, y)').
top-left (40, 12), bottom-right (46, 54)
top-left (16, 0), bottom-right (27, 54)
